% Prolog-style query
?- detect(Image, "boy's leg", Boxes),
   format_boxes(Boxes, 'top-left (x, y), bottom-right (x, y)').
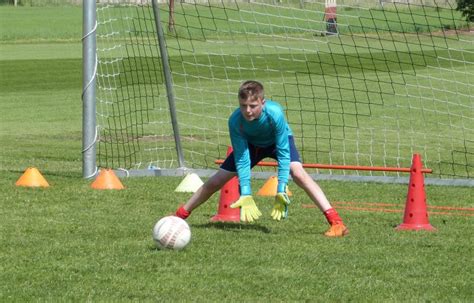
top-left (175, 169), bottom-right (236, 219)
top-left (290, 162), bottom-right (331, 212)
top-left (290, 162), bottom-right (348, 237)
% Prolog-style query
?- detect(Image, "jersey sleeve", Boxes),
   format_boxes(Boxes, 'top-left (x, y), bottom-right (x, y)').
top-left (271, 106), bottom-right (291, 191)
top-left (228, 116), bottom-right (252, 195)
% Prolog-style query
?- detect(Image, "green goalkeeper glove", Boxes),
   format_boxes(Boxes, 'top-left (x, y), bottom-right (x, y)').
top-left (271, 192), bottom-right (291, 221)
top-left (230, 196), bottom-right (262, 223)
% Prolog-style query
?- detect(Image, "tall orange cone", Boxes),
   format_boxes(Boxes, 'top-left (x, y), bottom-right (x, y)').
top-left (15, 167), bottom-right (50, 188)
top-left (211, 146), bottom-right (240, 222)
top-left (91, 169), bottom-right (125, 190)
top-left (257, 176), bottom-right (292, 196)
top-left (396, 154), bottom-right (435, 231)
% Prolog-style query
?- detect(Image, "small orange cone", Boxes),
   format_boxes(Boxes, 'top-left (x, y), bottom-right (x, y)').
top-left (396, 154), bottom-right (435, 231)
top-left (256, 176), bottom-right (292, 196)
top-left (15, 167), bottom-right (50, 188)
top-left (210, 146), bottom-right (240, 222)
top-left (91, 169), bottom-right (125, 190)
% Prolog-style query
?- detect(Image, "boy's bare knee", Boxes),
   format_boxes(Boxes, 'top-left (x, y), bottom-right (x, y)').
top-left (290, 167), bottom-right (305, 182)
top-left (203, 172), bottom-right (232, 193)
top-left (202, 180), bottom-right (220, 193)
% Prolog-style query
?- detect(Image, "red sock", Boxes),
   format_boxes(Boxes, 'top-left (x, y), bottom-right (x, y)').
top-left (324, 208), bottom-right (343, 225)
top-left (175, 206), bottom-right (191, 219)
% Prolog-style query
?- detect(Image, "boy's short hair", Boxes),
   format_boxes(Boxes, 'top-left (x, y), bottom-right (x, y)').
top-left (238, 80), bottom-right (264, 101)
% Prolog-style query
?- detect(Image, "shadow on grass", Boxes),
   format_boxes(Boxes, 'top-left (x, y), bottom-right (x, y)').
top-left (193, 221), bottom-right (272, 233)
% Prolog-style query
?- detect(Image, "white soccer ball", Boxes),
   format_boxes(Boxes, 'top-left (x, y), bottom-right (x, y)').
top-left (152, 216), bottom-right (191, 250)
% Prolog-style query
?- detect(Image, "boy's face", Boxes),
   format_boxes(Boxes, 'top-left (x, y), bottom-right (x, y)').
top-left (239, 96), bottom-right (265, 121)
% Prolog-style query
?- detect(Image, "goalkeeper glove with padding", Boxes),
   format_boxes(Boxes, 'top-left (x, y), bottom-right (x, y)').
top-left (230, 195), bottom-right (262, 223)
top-left (271, 192), bottom-right (291, 221)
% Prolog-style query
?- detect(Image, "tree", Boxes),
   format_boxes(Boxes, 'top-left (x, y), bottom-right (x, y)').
top-left (456, 0), bottom-right (474, 22)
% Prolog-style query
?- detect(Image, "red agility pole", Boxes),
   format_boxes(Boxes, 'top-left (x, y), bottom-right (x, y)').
top-left (215, 160), bottom-right (433, 174)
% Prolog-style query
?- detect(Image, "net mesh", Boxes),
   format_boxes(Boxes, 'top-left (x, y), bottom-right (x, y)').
top-left (95, 0), bottom-right (473, 181)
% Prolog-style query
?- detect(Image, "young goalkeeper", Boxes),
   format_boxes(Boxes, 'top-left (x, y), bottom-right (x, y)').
top-left (175, 80), bottom-right (348, 237)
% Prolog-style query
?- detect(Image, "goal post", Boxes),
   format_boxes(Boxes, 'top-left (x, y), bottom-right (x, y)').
top-left (82, 0), bottom-right (97, 179)
top-left (151, 0), bottom-right (186, 169)
top-left (84, 0), bottom-right (473, 186)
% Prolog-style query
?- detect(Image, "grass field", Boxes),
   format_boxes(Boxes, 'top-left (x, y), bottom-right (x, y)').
top-left (1, 5), bottom-right (473, 302)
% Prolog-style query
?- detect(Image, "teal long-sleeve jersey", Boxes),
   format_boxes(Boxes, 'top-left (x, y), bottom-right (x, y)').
top-left (228, 99), bottom-right (293, 195)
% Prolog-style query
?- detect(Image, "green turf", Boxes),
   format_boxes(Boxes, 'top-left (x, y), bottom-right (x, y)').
top-left (1, 172), bottom-right (473, 301)
top-left (0, 5), bottom-right (473, 302)
top-left (0, 6), bottom-right (82, 42)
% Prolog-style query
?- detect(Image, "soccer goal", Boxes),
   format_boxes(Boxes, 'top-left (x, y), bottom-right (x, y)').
top-left (82, 0), bottom-right (473, 186)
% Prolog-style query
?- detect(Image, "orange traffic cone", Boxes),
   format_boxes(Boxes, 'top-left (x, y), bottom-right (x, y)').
top-left (210, 146), bottom-right (240, 222)
top-left (396, 154), bottom-right (435, 231)
top-left (257, 176), bottom-right (292, 196)
top-left (91, 169), bottom-right (125, 190)
top-left (15, 167), bottom-right (50, 188)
